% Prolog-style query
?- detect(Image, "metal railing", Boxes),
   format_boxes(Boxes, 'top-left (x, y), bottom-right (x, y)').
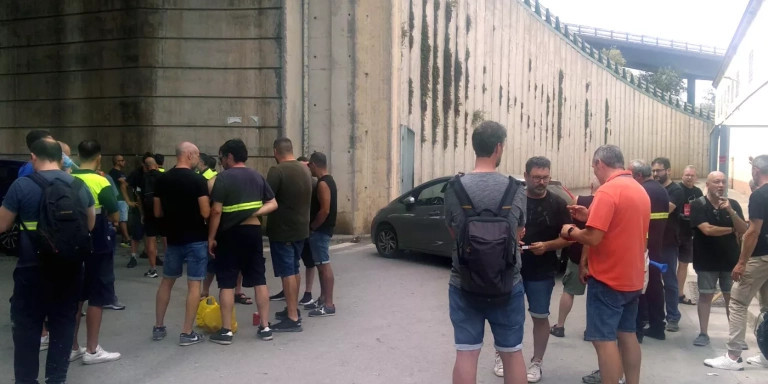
top-left (520, 0), bottom-right (714, 121)
top-left (566, 24), bottom-right (725, 56)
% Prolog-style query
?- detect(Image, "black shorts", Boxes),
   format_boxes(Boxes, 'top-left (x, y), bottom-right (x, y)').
top-left (81, 251), bottom-right (116, 307)
top-left (678, 236), bottom-right (693, 264)
top-left (301, 237), bottom-right (315, 268)
top-left (144, 217), bottom-right (162, 238)
top-left (128, 207), bottom-right (143, 241)
top-left (215, 225), bottom-right (266, 289)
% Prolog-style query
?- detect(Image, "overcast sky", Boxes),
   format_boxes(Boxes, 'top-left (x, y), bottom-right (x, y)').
top-left (541, 0), bottom-right (748, 49)
top-left (539, 0), bottom-right (750, 102)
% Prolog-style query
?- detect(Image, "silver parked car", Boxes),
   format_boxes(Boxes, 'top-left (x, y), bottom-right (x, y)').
top-left (370, 175), bottom-right (574, 258)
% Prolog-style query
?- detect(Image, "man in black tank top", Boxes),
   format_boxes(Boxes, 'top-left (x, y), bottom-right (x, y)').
top-left (305, 152), bottom-right (338, 317)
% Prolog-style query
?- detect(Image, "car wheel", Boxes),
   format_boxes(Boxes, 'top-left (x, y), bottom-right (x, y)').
top-left (0, 223), bottom-right (20, 256)
top-left (375, 224), bottom-right (400, 258)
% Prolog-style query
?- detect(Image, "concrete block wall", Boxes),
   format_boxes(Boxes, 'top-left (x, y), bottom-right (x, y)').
top-left (1, 0), bottom-right (283, 174)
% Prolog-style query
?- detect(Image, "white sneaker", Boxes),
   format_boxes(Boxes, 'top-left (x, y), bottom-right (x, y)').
top-left (493, 351), bottom-right (504, 377)
top-left (746, 354), bottom-right (768, 368)
top-left (40, 335), bottom-right (49, 351)
top-left (703, 353), bottom-right (744, 371)
top-left (69, 347), bottom-right (86, 362)
top-left (527, 360), bottom-right (542, 383)
top-left (82, 345), bottom-right (121, 365)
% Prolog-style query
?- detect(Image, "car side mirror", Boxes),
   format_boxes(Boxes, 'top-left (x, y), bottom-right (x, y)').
top-left (403, 196), bottom-right (416, 207)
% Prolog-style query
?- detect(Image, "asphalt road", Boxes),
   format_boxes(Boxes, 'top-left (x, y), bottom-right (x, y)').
top-left (0, 243), bottom-right (767, 383)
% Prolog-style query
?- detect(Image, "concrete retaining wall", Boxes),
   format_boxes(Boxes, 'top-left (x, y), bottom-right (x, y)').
top-left (394, 0), bottom-right (713, 192)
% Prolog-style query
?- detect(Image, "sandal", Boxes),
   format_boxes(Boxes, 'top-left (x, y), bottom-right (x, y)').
top-left (234, 293), bottom-right (253, 305)
top-left (679, 295), bottom-right (696, 305)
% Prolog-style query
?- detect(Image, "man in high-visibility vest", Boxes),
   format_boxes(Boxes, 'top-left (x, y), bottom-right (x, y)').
top-left (70, 139), bottom-right (122, 365)
top-left (0, 138), bottom-right (95, 383)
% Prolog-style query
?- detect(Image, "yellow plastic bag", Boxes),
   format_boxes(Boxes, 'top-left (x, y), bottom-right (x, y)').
top-left (196, 296), bottom-right (238, 333)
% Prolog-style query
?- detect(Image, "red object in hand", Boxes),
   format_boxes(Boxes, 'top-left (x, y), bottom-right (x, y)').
top-left (252, 312), bottom-right (260, 326)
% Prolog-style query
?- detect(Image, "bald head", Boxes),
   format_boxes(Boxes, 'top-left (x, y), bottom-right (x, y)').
top-left (58, 141), bottom-right (71, 157)
top-left (705, 171), bottom-right (726, 198)
top-left (175, 141), bottom-right (200, 169)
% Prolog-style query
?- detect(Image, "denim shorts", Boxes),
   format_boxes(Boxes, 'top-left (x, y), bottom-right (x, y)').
top-left (163, 241), bottom-right (208, 281)
top-left (697, 270), bottom-right (734, 294)
top-left (270, 240), bottom-right (304, 278)
top-left (449, 283), bottom-right (525, 352)
top-left (117, 201), bottom-right (129, 222)
top-left (309, 232), bottom-right (332, 265)
top-left (585, 278), bottom-right (641, 341)
top-left (522, 278), bottom-right (556, 318)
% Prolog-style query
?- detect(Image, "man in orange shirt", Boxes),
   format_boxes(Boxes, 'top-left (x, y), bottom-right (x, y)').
top-left (560, 145), bottom-right (650, 384)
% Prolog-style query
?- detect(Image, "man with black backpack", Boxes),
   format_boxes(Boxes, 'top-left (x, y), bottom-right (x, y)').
top-left (0, 138), bottom-right (95, 383)
top-left (444, 121), bottom-right (527, 384)
top-left (70, 140), bottom-right (122, 365)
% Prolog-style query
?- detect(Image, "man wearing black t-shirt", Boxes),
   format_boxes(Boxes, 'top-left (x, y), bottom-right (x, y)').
top-left (678, 166), bottom-right (704, 305)
top-left (152, 142), bottom-right (210, 346)
top-left (520, 157), bottom-right (571, 383)
top-left (652, 157), bottom-right (685, 332)
top-left (705, 155), bottom-right (768, 370)
top-left (690, 171), bottom-right (746, 347)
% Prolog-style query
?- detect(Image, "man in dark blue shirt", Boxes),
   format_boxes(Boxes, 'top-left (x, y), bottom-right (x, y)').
top-left (0, 139), bottom-right (95, 384)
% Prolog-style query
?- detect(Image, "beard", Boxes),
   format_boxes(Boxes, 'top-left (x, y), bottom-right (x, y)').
top-left (657, 175), bottom-right (668, 184)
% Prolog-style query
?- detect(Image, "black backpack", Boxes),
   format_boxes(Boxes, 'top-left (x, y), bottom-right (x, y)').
top-left (450, 175), bottom-right (520, 298)
top-left (21, 173), bottom-right (92, 265)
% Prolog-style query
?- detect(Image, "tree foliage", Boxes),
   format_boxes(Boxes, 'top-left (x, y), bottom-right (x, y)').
top-left (638, 66), bottom-right (685, 97)
top-left (600, 47), bottom-right (626, 67)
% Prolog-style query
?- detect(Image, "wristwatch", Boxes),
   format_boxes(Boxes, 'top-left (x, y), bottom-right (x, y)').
top-left (567, 226), bottom-right (575, 236)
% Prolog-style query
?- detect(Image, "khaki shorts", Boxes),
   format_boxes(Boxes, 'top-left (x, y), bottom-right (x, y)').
top-left (563, 260), bottom-right (586, 296)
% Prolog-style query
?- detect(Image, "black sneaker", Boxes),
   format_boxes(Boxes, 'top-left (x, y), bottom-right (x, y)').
top-left (304, 299), bottom-right (324, 310)
top-left (275, 307), bottom-right (301, 321)
top-left (209, 328), bottom-right (233, 345)
top-left (144, 269), bottom-right (158, 278)
top-left (269, 291), bottom-right (285, 301)
top-left (308, 305), bottom-right (336, 317)
top-left (140, 251), bottom-right (148, 259)
top-left (299, 292), bottom-right (314, 305)
top-left (126, 256), bottom-right (137, 269)
top-left (155, 258), bottom-right (164, 267)
top-left (179, 331), bottom-right (204, 346)
top-left (257, 324), bottom-right (273, 341)
top-left (152, 326), bottom-right (167, 341)
top-left (272, 318), bottom-right (302, 333)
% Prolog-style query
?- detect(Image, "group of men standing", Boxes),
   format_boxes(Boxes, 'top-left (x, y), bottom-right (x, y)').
top-left (1, 131), bottom-right (339, 383)
top-left (446, 120), bottom-right (768, 384)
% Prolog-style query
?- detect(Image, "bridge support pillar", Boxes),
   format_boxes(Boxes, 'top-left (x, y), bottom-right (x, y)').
top-left (687, 77), bottom-right (696, 106)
